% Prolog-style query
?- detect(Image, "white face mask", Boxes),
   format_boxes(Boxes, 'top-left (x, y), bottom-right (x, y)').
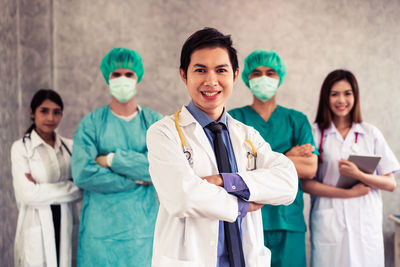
top-left (249, 76), bottom-right (279, 102)
top-left (109, 76), bottom-right (137, 103)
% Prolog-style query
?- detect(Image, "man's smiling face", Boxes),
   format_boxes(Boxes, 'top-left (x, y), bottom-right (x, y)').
top-left (180, 46), bottom-right (238, 121)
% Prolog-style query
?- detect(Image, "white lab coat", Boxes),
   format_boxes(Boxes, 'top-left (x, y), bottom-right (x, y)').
top-left (11, 130), bottom-right (82, 267)
top-left (310, 122), bottom-right (400, 267)
top-left (147, 106), bottom-right (298, 267)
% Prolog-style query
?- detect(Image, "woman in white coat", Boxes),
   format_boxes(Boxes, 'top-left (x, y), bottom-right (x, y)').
top-left (11, 89), bottom-right (82, 267)
top-left (302, 70), bottom-right (399, 267)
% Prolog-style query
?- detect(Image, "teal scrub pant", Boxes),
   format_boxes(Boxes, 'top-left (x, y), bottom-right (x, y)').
top-left (264, 230), bottom-right (306, 267)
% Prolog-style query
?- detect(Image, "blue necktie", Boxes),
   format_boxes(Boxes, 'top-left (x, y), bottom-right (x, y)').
top-left (206, 123), bottom-right (245, 267)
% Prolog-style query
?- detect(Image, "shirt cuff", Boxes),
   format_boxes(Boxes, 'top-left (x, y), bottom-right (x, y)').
top-left (221, 173), bottom-right (250, 200)
top-left (237, 198), bottom-right (249, 218)
top-left (106, 153), bottom-right (115, 167)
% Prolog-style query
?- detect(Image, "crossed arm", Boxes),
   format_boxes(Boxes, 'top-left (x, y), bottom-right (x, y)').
top-left (201, 174), bottom-right (263, 212)
top-left (285, 144), bottom-right (318, 179)
top-left (11, 143), bottom-right (81, 206)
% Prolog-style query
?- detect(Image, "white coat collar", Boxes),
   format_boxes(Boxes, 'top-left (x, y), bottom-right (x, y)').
top-left (325, 121), bottom-right (365, 136)
top-left (29, 130), bottom-right (62, 153)
top-left (177, 106), bottom-right (221, 166)
top-left (179, 105), bottom-right (200, 127)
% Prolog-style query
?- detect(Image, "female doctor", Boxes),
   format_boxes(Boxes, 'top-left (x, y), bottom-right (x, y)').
top-left (11, 89), bottom-right (82, 267)
top-left (302, 69), bottom-right (399, 267)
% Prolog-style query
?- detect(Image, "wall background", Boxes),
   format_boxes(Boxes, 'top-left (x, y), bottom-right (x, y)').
top-left (1, 0), bottom-right (399, 266)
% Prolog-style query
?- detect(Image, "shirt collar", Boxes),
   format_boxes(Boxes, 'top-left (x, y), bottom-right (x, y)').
top-left (325, 121), bottom-right (365, 135)
top-left (110, 105), bottom-right (141, 121)
top-left (352, 123), bottom-right (365, 135)
top-left (186, 101), bottom-right (228, 128)
top-left (30, 129), bottom-right (62, 151)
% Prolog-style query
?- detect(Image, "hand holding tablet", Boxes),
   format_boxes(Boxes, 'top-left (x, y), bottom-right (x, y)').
top-left (336, 155), bottom-right (381, 189)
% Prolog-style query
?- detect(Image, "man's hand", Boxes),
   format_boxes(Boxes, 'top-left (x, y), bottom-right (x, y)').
top-left (201, 174), bottom-right (224, 187)
top-left (285, 144), bottom-right (315, 157)
top-left (248, 202), bottom-right (263, 212)
top-left (339, 159), bottom-right (362, 179)
top-left (135, 180), bottom-right (152, 186)
top-left (25, 173), bottom-right (36, 184)
top-left (96, 155), bottom-right (109, 167)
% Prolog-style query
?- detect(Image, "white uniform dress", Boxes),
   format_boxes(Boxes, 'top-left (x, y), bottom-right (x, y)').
top-left (11, 130), bottom-right (82, 267)
top-left (310, 122), bottom-right (400, 267)
top-left (147, 106), bottom-right (298, 267)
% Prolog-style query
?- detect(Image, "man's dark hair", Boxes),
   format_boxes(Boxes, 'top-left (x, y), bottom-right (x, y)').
top-left (180, 27), bottom-right (239, 78)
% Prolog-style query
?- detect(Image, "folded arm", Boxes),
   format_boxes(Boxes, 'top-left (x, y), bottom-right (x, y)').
top-left (147, 122), bottom-right (239, 222)
top-left (237, 130), bottom-right (298, 205)
top-left (285, 144), bottom-right (318, 179)
top-left (11, 142), bottom-right (81, 206)
top-left (72, 117), bottom-right (137, 193)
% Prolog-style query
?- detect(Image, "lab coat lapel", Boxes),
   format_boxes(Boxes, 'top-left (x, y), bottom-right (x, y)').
top-left (60, 204), bottom-right (73, 267)
top-left (179, 106), bottom-right (217, 167)
top-left (227, 115), bottom-right (247, 172)
top-left (38, 207), bottom-right (58, 266)
top-left (25, 135), bottom-right (50, 183)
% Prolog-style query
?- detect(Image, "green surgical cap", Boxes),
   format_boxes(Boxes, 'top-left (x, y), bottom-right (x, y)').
top-left (100, 47), bottom-right (144, 84)
top-left (242, 49), bottom-right (286, 88)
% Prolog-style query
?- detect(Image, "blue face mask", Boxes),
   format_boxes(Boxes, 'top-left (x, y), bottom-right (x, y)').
top-left (109, 76), bottom-right (137, 103)
top-left (249, 76), bottom-right (279, 102)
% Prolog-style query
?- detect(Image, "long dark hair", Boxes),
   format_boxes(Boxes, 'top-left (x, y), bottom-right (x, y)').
top-left (25, 89), bottom-right (64, 135)
top-left (315, 69), bottom-right (362, 130)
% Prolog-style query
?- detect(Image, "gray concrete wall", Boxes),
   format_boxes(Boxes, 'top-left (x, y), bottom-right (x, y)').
top-left (0, 0), bottom-right (19, 265)
top-left (1, 0), bottom-right (399, 266)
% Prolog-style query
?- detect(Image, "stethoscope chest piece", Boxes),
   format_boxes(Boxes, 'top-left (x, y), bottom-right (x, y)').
top-left (247, 152), bottom-right (257, 171)
top-left (183, 146), bottom-right (194, 166)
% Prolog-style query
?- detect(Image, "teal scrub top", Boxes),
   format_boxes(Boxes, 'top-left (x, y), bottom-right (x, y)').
top-left (229, 105), bottom-right (318, 232)
top-left (72, 105), bottom-right (162, 266)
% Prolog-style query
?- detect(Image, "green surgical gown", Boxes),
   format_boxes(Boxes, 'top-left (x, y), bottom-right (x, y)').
top-left (229, 105), bottom-right (318, 267)
top-left (229, 105), bottom-right (318, 231)
top-left (72, 105), bottom-right (162, 267)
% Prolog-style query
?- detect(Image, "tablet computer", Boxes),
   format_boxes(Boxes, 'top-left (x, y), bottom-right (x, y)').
top-left (336, 155), bottom-right (381, 189)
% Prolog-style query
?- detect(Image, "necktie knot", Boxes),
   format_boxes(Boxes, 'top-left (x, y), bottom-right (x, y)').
top-left (206, 123), bottom-right (224, 134)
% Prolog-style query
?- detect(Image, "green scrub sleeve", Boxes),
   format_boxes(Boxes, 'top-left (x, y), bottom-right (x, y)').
top-left (72, 117), bottom-right (137, 193)
top-left (294, 114), bottom-right (319, 156)
top-left (110, 149), bottom-right (152, 183)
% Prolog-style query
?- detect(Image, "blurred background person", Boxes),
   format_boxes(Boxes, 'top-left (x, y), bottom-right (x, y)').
top-left (302, 69), bottom-right (399, 267)
top-left (71, 48), bottom-right (162, 266)
top-left (11, 89), bottom-right (82, 267)
top-left (229, 50), bottom-right (318, 267)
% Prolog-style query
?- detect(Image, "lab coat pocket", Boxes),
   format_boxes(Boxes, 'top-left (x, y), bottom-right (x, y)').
top-left (23, 226), bottom-right (45, 265)
top-left (159, 256), bottom-right (201, 267)
top-left (310, 208), bottom-right (339, 245)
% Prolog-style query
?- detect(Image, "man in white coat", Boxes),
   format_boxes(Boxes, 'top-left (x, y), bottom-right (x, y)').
top-left (147, 27), bottom-right (298, 267)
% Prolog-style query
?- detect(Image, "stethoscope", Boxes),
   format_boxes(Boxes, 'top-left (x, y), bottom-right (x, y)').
top-left (174, 110), bottom-right (258, 170)
top-left (23, 132), bottom-right (72, 156)
top-left (318, 129), bottom-right (359, 163)
top-left (174, 110), bottom-right (194, 165)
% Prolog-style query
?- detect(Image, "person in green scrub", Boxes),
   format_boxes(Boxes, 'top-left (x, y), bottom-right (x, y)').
top-left (229, 49), bottom-right (318, 267)
top-left (72, 48), bottom-right (162, 266)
